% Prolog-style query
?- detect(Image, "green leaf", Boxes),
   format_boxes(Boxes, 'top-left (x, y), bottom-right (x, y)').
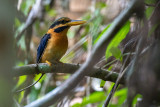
top-left (15, 18), bottom-right (21, 27)
top-left (94, 24), bottom-right (111, 45)
top-left (132, 94), bottom-right (142, 106)
top-left (96, 2), bottom-right (107, 9)
top-left (16, 75), bottom-right (27, 88)
top-left (17, 35), bottom-right (26, 50)
top-left (29, 87), bottom-right (39, 102)
top-left (72, 91), bottom-right (106, 107)
top-left (145, 0), bottom-right (156, 4)
top-left (47, 9), bottom-right (57, 17)
top-left (18, 91), bottom-right (24, 103)
top-left (114, 88), bottom-right (127, 105)
top-left (100, 80), bottom-right (106, 87)
top-left (20, 0), bottom-right (35, 16)
top-left (67, 30), bottom-right (75, 38)
top-left (110, 47), bottom-right (121, 60)
top-left (34, 73), bottom-right (45, 83)
top-left (61, 51), bottom-right (75, 63)
top-left (108, 66), bottom-right (113, 71)
top-left (16, 62), bottom-right (25, 66)
top-left (82, 91), bottom-right (106, 104)
top-left (145, 7), bottom-right (154, 19)
top-left (107, 83), bottom-right (115, 94)
top-left (105, 21), bottom-right (130, 60)
top-left (148, 23), bottom-right (160, 37)
top-left (145, 0), bottom-right (156, 19)
top-left (72, 104), bottom-right (81, 107)
top-left (90, 9), bottom-right (103, 43)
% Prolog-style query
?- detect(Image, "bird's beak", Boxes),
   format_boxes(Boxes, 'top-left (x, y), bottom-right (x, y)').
top-left (66, 20), bottom-right (86, 26)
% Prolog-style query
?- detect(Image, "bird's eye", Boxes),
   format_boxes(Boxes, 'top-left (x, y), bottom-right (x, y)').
top-left (62, 20), bottom-right (65, 24)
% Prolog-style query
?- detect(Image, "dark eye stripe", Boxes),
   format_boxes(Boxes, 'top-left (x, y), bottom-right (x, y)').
top-left (49, 20), bottom-right (70, 29)
top-left (54, 26), bottom-right (69, 33)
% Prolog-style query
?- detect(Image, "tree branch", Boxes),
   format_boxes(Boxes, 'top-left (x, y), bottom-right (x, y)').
top-left (13, 63), bottom-right (124, 84)
top-left (16, 0), bottom-right (44, 41)
top-left (25, 0), bottom-right (139, 106)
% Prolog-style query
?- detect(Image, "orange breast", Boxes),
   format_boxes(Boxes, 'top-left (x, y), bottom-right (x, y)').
top-left (41, 31), bottom-right (68, 63)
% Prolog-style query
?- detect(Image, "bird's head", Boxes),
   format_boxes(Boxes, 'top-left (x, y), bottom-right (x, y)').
top-left (47, 17), bottom-right (86, 34)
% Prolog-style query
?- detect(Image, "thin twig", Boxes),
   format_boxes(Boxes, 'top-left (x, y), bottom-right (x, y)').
top-left (103, 52), bottom-right (131, 107)
top-left (16, 0), bottom-right (44, 41)
top-left (144, 3), bottom-right (156, 7)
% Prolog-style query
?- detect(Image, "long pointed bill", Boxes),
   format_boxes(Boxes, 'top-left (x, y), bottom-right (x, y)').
top-left (66, 20), bottom-right (86, 26)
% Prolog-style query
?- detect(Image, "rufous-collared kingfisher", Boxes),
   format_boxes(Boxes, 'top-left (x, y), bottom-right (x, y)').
top-left (16, 17), bottom-right (86, 92)
top-left (37, 17), bottom-right (86, 65)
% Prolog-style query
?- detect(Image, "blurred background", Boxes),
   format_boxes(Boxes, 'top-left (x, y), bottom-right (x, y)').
top-left (14, 0), bottom-right (128, 106)
top-left (1, 0), bottom-right (158, 107)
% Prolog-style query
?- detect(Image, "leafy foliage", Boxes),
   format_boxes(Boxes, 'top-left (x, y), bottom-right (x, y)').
top-left (72, 91), bottom-right (106, 107)
top-left (13, 0), bottom-right (158, 107)
top-left (105, 21), bottom-right (130, 60)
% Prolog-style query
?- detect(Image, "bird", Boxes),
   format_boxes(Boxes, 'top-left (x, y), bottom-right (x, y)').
top-left (16, 17), bottom-right (86, 92)
top-left (37, 17), bottom-right (86, 65)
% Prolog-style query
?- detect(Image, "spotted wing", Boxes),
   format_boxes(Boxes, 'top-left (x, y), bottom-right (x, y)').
top-left (36, 34), bottom-right (51, 63)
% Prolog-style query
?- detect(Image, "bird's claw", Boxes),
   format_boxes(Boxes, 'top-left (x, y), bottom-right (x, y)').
top-left (46, 60), bottom-right (52, 66)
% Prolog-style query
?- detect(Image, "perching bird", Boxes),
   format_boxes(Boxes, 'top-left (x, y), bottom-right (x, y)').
top-left (37, 17), bottom-right (86, 64)
top-left (16, 17), bottom-right (86, 92)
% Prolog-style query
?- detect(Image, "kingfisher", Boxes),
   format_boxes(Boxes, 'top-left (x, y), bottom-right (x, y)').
top-left (16, 17), bottom-right (86, 92)
top-left (37, 17), bottom-right (86, 64)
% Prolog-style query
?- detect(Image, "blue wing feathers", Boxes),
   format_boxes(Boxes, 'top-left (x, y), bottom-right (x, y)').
top-left (37, 34), bottom-right (51, 63)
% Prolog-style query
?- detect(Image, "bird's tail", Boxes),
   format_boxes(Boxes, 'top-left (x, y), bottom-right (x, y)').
top-left (15, 73), bottom-right (44, 93)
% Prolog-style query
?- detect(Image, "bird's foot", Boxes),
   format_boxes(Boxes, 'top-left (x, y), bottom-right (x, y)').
top-left (45, 60), bottom-right (64, 67)
top-left (45, 60), bottom-right (52, 66)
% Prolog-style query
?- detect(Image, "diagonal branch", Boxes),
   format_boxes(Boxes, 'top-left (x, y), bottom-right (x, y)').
top-left (13, 63), bottom-right (125, 84)
top-left (16, 0), bottom-right (44, 41)
top-left (25, 0), bottom-right (139, 106)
